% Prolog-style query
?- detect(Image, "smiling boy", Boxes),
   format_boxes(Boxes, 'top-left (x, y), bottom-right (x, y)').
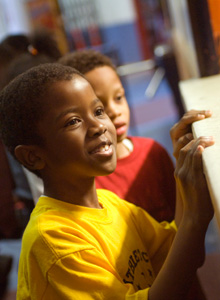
top-left (0, 63), bottom-right (214, 299)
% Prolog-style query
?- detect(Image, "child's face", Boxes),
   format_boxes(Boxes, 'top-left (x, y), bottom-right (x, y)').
top-left (85, 66), bottom-right (130, 144)
top-left (37, 76), bottom-right (117, 181)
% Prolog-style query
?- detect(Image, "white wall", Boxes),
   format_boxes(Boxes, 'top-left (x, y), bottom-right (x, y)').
top-left (167, 0), bottom-right (200, 79)
top-left (94, 0), bottom-right (136, 26)
top-left (0, 0), bottom-right (30, 41)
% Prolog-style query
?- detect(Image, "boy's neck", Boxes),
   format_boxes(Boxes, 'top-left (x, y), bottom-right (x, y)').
top-left (43, 178), bottom-right (101, 208)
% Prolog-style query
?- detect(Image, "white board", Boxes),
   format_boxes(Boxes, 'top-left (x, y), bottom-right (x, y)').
top-left (180, 74), bottom-right (220, 228)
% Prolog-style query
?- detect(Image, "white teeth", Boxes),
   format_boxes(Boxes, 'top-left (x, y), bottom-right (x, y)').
top-left (91, 144), bottom-right (111, 154)
top-left (100, 145), bottom-right (110, 152)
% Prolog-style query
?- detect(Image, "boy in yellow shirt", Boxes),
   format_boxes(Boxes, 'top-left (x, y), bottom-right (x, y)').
top-left (0, 63), bottom-right (214, 299)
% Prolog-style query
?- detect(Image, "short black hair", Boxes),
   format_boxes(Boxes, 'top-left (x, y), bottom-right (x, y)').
top-left (0, 63), bottom-right (83, 166)
top-left (5, 53), bottom-right (55, 85)
top-left (0, 34), bottom-right (29, 61)
top-left (58, 49), bottom-right (116, 74)
top-left (0, 29), bottom-right (62, 90)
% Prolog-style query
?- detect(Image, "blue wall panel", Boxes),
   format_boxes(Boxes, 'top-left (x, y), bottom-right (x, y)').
top-left (100, 22), bottom-right (143, 64)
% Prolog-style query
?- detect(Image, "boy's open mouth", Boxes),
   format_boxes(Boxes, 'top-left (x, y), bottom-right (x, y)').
top-left (89, 141), bottom-right (113, 155)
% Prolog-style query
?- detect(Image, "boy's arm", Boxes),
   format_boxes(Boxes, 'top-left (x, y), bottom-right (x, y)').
top-left (148, 136), bottom-right (214, 300)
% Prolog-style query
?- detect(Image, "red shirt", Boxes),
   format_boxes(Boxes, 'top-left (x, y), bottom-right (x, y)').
top-left (95, 136), bottom-right (176, 222)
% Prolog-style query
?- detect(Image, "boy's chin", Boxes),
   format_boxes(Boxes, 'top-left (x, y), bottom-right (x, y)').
top-left (96, 164), bottom-right (116, 177)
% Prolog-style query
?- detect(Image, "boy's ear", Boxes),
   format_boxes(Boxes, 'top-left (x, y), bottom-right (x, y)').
top-left (14, 145), bottom-right (45, 171)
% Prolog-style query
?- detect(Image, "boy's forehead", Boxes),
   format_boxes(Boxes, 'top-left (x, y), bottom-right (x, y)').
top-left (52, 76), bottom-right (88, 92)
top-left (45, 76), bottom-right (87, 99)
top-left (43, 76), bottom-right (97, 109)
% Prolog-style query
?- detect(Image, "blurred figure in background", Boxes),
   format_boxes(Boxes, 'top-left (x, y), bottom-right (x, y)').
top-left (0, 28), bottom-right (62, 237)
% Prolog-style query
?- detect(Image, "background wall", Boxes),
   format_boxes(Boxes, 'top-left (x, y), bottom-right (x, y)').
top-left (0, 0), bottom-right (144, 64)
top-left (167, 0), bottom-right (200, 79)
top-left (0, 0), bottom-right (205, 72)
top-left (94, 0), bottom-right (143, 63)
top-left (0, 0), bottom-right (30, 40)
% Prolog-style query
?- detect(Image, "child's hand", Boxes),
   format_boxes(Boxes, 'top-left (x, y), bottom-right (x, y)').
top-left (170, 110), bottom-right (212, 159)
top-left (175, 136), bottom-right (215, 223)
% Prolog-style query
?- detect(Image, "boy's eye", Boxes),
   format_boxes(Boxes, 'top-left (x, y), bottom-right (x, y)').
top-left (115, 94), bottom-right (123, 101)
top-left (95, 107), bottom-right (105, 116)
top-left (65, 118), bottom-right (81, 127)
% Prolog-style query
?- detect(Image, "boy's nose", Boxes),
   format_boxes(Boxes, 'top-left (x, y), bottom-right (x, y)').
top-left (106, 105), bottom-right (120, 120)
top-left (87, 121), bottom-right (107, 137)
top-left (106, 108), bottom-right (120, 120)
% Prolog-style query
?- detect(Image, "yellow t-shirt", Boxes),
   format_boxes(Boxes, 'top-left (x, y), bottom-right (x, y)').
top-left (17, 189), bottom-right (176, 300)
